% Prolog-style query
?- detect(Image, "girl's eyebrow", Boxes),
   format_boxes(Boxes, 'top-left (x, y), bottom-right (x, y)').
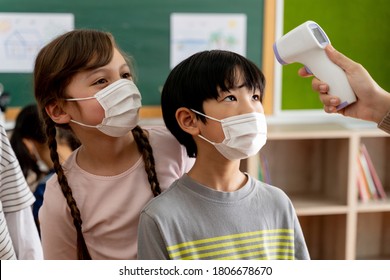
top-left (92, 63), bottom-right (129, 72)
top-left (119, 63), bottom-right (130, 70)
top-left (84, 63), bottom-right (130, 78)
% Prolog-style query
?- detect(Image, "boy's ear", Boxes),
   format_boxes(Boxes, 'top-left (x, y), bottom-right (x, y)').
top-left (45, 102), bottom-right (71, 124)
top-left (175, 107), bottom-right (200, 136)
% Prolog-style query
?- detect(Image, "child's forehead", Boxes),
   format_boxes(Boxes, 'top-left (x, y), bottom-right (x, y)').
top-left (218, 68), bottom-right (245, 88)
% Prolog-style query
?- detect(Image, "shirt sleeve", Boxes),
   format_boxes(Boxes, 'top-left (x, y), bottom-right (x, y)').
top-left (137, 211), bottom-right (169, 260)
top-left (378, 110), bottom-right (390, 134)
top-left (0, 124), bottom-right (39, 260)
top-left (0, 126), bottom-right (35, 213)
top-left (5, 207), bottom-right (43, 259)
top-left (292, 208), bottom-right (310, 260)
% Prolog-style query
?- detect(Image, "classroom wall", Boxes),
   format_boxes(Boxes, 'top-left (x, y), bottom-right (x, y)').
top-left (0, 0), bottom-right (265, 110)
top-left (2, 0), bottom-right (388, 118)
top-left (280, 0), bottom-right (390, 111)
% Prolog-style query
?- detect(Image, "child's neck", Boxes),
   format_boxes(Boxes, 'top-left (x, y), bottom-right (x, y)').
top-left (76, 135), bottom-right (141, 176)
top-left (188, 160), bottom-right (247, 192)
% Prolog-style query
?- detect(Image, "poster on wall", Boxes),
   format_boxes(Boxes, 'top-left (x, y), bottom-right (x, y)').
top-left (0, 13), bottom-right (74, 73)
top-left (170, 13), bottom-right (247, 69)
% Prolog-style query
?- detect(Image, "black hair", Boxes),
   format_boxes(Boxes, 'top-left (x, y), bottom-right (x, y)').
top-left (10, 104), bottom-right (47, 180)
top-left (161, 50), bottom-right (265, 157)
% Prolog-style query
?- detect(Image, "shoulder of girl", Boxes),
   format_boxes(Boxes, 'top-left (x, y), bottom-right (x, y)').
top-left (143, 125), bottom-right (173, 138)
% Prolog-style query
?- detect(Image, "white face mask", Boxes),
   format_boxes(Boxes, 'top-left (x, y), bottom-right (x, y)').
top-left (191, 109), bottom-right (267, 160)
top-left (65, 79), bottom-right (142, 137)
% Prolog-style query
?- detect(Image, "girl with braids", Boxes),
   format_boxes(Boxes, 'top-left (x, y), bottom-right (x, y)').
top-left (33, 29), bottom-right (194, 260)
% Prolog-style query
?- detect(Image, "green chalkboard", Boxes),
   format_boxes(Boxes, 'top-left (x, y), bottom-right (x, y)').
top-left (0, 0), bottom-right (264, 107)
top-left (281, 0), bottom-right (390, 111)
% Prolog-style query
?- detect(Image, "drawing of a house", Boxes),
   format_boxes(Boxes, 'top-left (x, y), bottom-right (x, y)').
top-left (5, 30), bottom-right (42, 60)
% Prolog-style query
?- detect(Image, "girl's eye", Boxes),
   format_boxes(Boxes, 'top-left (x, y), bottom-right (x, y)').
top-left (122, 72), bottom-right (133, 80)
top-left (223, 95), bottom-right (237, 102)
top-left (93, 78), bottom-right (107, 85)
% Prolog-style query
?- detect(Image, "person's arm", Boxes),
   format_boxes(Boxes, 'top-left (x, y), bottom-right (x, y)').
top-left (5, 207), bottom-right (43, 260)
top-left (0, 124), bottom-right (42, 259)
top-left (39, 179), bottom-right (78, 259)
top-left (137, 212), bottom-right (169, 260)
top-left (299, 45), bottom-right (390, 129)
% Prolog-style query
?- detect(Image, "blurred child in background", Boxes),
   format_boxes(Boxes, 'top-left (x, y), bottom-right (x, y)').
top-left (11, 104), bottom-right (80, 231)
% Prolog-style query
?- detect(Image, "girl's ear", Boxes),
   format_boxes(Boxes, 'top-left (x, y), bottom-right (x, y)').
top-left (45, 102), bottom-right (71, 124)
top-left (175, 107), bottom-right (200, 136)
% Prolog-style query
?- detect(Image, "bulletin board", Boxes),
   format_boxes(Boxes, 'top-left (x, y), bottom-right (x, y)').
top-left (0, 0), bottom-right (265, 109)
top-left (274, 0), bottom-right (390, 116)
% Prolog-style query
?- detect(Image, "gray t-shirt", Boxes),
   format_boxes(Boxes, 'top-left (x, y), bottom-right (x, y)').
top-left (138, 174), bottom-right (310, 260)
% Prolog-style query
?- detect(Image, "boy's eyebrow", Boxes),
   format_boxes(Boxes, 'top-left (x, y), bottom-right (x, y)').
top-left (225, 83), bottom-right (246, 90)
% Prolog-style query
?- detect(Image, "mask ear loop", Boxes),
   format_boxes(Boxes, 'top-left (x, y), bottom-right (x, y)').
top-left (197, 134), bottom-right (218, 145)
top-left (65, 95), bottom-right (99, 128)
top-left (69, 119), bottom-right (99, 128)
top-left (65, 96), bottom-right (96, 101)
top-left (190, 109), bottom-right (226, 145)
top-left (190, 109), bottom-right (222, 123)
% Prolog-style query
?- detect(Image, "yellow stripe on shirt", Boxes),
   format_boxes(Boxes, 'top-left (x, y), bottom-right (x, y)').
top-left (167, 229), bottom-right (295, 260)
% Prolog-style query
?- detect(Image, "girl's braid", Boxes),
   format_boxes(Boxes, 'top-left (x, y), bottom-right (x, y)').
top-left (132, 125), bottom-right (161, 197)
top-left (45, 119), bottom-right (91, 260)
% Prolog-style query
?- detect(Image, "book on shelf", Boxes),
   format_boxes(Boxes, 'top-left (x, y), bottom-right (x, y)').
top-left (258, 153), bottom-right (271, 185)
top-left (358, 150), bottom-right (378, 200)
top-left (356, 143), bottom-right (387, 202)
top-left (360, 144), bottom-right (387, 199)
top-left (356, 157), bottom-right (370, 203)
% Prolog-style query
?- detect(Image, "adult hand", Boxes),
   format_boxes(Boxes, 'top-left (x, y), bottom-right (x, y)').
top-left (298, 45), bottom-right (390, 124)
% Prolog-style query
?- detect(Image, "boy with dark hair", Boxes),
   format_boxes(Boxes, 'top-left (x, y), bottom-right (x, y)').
top-left (138, 50), bottom-right (309, 260)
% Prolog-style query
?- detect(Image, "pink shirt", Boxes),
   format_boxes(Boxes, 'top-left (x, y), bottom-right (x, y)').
top-left (39, 126), bottom-right (194, 260)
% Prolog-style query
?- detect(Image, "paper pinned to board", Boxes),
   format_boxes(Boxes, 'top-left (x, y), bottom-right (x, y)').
top-left (0, 13), bottom-right (74, 73)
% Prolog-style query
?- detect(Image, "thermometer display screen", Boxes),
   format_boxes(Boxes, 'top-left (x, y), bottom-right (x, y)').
top-left (312, 27), bottom-right (327, 43)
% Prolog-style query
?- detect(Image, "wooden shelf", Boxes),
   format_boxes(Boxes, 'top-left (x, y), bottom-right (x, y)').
top-left (246, 122), bottom-right (390, 259)
top-left (291, 195), bottom-right (348, 216)
top-left (357, 197), bottom-right (390, 213)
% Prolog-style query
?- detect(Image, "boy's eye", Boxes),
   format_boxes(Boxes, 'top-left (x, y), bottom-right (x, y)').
top-left (223, 95), bottom-right (237, 102)
top-left (252, 94), bottom-right (261, 101)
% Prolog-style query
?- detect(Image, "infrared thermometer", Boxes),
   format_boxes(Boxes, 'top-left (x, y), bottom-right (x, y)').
top-left (273, 20), bottom-right (356, 110)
